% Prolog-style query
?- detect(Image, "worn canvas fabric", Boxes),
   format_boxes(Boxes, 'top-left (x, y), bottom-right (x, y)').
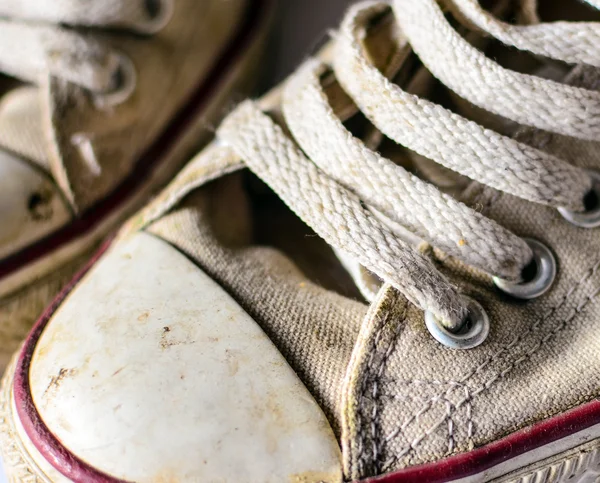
top-left (138, 2), bottom-right (600, 480)
top-left (3, 0), bottom-right (600, 481)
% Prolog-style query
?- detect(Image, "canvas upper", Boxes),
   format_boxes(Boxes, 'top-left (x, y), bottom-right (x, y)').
top-left (2, 0), bottom-right (600, 482)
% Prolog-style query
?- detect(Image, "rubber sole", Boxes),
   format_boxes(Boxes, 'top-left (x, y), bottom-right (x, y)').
top-left (363, 403), bottom-right (600, 483)
top-left (2, 342), bottom-right (600, 483)
top-left (0, 354), bottom-right (48, 482)
top-left (2, 242), bottom-right (600, 482)
top-left (500, 441), bottom-right (600, 483)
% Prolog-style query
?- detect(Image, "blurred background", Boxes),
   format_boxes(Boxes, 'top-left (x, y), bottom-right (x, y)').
top-left (0, 0), bottom-right (351, 479)
top-left (267, 0), bottom-right (351, 84)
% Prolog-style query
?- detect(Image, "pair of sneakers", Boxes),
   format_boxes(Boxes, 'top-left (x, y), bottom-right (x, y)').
top-left (2, 0), bottom-right (600, 481)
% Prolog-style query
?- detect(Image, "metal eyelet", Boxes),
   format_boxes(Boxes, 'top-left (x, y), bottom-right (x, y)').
top-left (557, 170), bottom-right (600, 228)
top-left (94, 53), bottom-right (137, 108)
top-left (138, 0), bottom-right (174, 34)
top-left (425, 297), bottom-right (489, 349)
top-left (493, 238), bottom-right (556, 300)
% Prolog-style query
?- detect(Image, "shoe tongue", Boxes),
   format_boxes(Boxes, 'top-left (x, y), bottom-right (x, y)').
top-left (515, 63), bottom-right (600, 173)
top-left (0, 81), bottom-right (94, 212)
top-left (0, 86), bottom-right (49, 171)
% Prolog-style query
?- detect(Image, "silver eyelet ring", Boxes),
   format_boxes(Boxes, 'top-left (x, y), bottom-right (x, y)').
top-left (94, 53), bottom-right (137, 108)
top-left (557, 170), bottom-right (600, 228)
top-left (138, 0), bottom-right (174, 34)
top-left (425, 297), bottom-right (489, 350)
top-left (493, 238), bottom-right (556, 300)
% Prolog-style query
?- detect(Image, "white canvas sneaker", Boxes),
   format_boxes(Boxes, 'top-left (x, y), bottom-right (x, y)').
top-left (0, 0), bottom-right (273, 370)
top-left (2, 0), bottom-right (600, 481)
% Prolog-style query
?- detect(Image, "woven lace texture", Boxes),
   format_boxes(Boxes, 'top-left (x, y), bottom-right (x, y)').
top-left (217, 0), bottom-right (598, 331)
top-left (137, 1), bottom-right (600, 479)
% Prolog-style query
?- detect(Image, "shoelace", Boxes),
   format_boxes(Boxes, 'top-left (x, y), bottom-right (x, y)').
top-left (217, 0), bottom-right (600, 348)
top-left (0, 0), bottom-right (172, 106)
top-left (216, 0), bottom-right (600, 348)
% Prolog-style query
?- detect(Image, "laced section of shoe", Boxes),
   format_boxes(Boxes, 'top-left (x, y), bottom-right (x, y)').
top-left (0, 0), bottom-right (173, 107)
top-left (217, 0), bottom-right (600, 349)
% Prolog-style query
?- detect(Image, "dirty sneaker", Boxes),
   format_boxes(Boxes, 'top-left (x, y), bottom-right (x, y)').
top-left (3, 0), bottom-right (600, 481)
top-left (0, 0), bottom-right (273, 370)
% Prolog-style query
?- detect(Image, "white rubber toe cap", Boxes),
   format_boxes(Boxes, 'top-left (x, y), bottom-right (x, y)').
top-left (23, 232), bottom-right (342, 482)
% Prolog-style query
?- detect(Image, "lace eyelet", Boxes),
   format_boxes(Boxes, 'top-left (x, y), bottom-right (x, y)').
top-left (425, 297), bottom-right (489, 349)
top-left (493, 238), bottom-right (556, 300)
top-left (557, 170), bottom-right (600, 228)
top-left (139, 0), bottom-right (174, 34)
top-left (94, 53), bottom-right (137, 108)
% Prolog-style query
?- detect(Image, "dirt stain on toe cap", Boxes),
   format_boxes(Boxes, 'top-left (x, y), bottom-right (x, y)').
top-left (43, 367), bottom-right (78, 398)
top-left (289, 470), bottom-right (342, 483)
top-left (159, 326), bottom-right (196, 350)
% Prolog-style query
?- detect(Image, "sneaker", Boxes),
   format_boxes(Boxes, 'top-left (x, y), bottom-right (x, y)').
top-left (3, 0), bottom-right (600, 481)
top-left (0, 0), bottom-right (273, 370)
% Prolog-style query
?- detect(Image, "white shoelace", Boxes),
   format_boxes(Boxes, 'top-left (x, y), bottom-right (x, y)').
top-left (218, 0), bottom-right (600, 334)
top-left (0, 0), bottom-right (171, 97)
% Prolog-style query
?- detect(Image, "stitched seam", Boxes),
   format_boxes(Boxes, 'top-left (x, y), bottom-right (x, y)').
top-left (360, 293), bottom-right (407, 475)
top-left (367, 321), bottom-right (386, 473)
top-left (446, 400), bottom-right (454, 454)
top-left (356, 292), bottom-right (398, 476)
top-left (382, 379), bottom-right (466, 388)
top-left (465, 385), bottom-right (474, 449)
top-left (374, 300), bottom-right (407, 473)
top-left (389, 274), bottom-right (600, 461)
top-left (383, 257), bottom-right (600, 457)
top-left (379, 381), bottom-right (472, 467)
top-left (381, 380), bottom-right (473, 443)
